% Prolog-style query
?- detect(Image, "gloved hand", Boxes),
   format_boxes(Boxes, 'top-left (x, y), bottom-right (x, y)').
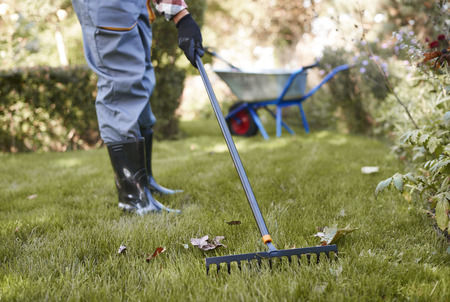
top-left (176, 14), bottom-right (204, 68)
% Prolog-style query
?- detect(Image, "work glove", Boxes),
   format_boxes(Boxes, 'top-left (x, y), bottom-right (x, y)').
top-left (176, 14), bottom-right (204, 68)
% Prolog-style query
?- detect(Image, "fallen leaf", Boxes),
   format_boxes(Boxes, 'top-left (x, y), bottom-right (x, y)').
top-left (118, 243), bottom-right (127, 255)
top-left (212, 236), bottom-right (226, 246)
top-left (146, 247), bottom-right (166, 262)
top-left (27, 194), bottom-right (38, 199)
top-left (191, 235), bottom-right (227, 251)
top-left (361, 166), bottom-right (379, 174)
top-left (224, 220), bottom-right (241, 225)
top-left (190, 235), bottom-right (209, 248)
top-left (314, 225), bottom-right (358, 245)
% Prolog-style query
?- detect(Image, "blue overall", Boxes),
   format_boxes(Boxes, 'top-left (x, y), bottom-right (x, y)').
top-left (72, 0), bottom-right (157, 143)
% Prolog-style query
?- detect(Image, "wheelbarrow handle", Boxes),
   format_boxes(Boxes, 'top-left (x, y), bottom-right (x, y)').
top-left (195, 55), bottom-right (275, 249)
top-left (303, 62), bottom-right (319, 70)
top-left (204, 47), bottom-right (241, 71)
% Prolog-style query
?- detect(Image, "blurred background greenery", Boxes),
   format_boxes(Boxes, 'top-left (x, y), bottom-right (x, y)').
top-left (0, 0), bottom-right (448, 152)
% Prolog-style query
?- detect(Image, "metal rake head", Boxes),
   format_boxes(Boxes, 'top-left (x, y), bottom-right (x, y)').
top-left (205, 244), bottom-right (338, 274)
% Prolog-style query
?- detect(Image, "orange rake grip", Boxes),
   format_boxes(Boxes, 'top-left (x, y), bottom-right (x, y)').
top-left (262, 235), bottom-right (272, 244)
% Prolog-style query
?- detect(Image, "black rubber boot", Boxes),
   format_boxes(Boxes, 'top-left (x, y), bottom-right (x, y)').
top-left (107, 138), bottom-right (180, 215)
top-left (141, 128), bottom-right (183, 195)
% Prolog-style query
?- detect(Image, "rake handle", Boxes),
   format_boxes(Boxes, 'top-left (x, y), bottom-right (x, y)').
top-left (196, 55), bottom-right (275, 248)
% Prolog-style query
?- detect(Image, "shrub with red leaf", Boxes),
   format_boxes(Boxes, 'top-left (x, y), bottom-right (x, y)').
top-left (429, 41), bottom-right (440, 48)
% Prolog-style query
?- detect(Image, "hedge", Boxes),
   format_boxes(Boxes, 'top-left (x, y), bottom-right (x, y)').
top-left (0, 66), bottom-right (100, 152)
top-left (0, 64), bottom-right (187, 152)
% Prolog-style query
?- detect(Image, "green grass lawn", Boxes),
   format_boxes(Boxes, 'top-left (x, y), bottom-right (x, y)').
top-left (1, 120), bottom-right (449, 301)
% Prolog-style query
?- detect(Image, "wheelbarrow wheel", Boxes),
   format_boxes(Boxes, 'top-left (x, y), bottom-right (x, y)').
top-left (227, 102), bottom-right (258, 137)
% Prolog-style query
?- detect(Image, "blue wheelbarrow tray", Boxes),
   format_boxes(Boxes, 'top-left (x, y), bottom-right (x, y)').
top-left (214, 64), bottom-right (350, 139)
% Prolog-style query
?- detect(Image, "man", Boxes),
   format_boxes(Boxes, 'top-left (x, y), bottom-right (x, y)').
top-left (72, 0), bottom-right (204, 214)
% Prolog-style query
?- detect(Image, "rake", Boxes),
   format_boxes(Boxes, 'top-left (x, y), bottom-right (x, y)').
top-left (196, 55), bottom-right (338, 274)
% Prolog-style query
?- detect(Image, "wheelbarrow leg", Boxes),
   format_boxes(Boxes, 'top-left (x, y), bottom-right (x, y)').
top-left (263, 106), bottom-right (295, 137)
top-left (276, 106), bottom-right (296, 137)
top-left (247, 106), bottom-right (269, 140)
top-left (276, 107), bottom-right (282, 137)
top-left (298, 103), bottom-right (310, 134)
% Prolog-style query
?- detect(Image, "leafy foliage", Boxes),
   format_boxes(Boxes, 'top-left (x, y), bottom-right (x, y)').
top-left (312, 46), bottom-right (388, 134)
top-left (0, 66), bottom-right (99, 152)
top-left (204, 0), bottom-right (317, 66)
top-left (365, 1), bottom-right (450, 243)
top-left (375, 124), bottom-right (450, 231)
top-left (0, 0), bottom-right (83, 68)
top-left (382, 0), bottom-right (449, 41)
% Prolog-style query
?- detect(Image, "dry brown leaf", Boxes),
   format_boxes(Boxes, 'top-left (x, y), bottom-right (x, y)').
top-left (224, 220), bottom-right (241, 225)
top-left (146, 247), bottom-right (166, 262)
top-left (212, 236), bottom-right (226, 246)
top-left (190, 235), bottom-right (209, 248)
top-left (191, 235), bottom-right (227, 251)
top-left (314, 225), bottom-right (358, 245)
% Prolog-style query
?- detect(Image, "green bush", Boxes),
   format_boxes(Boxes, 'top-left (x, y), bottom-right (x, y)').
top-left (317, 46), bottom-right (388, 135)
top-left (0, 66), bottom-right (99, 152)
top-left (374, 72), bottom-right (450, 235)
top-left (374, 1), bottom-right (450, 239)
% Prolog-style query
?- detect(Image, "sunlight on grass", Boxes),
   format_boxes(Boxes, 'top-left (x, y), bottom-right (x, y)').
top-left (1, 120), bottom-right (449, 301)
top-left (208, 142), bottom-right (229, 153)
top-left (315, 131), bottom-right (349, 145)
top-left (54, 157), bottom-right (83, 168)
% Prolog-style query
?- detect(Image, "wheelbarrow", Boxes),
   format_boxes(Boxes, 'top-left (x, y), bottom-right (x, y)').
top-left (205, 48), bottom-right (351, 139)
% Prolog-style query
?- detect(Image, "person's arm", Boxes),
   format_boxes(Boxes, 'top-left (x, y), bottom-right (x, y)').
top-left (173, 9), bottom-right (189, 24)
top-left (152, 0), bottom-right (204, 68)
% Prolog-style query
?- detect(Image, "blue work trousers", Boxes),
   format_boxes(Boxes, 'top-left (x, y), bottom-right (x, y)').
top-left (72, 0), bottom-right (157, 143)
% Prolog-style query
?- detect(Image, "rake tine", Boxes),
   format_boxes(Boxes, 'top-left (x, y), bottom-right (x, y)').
top-left (205, 245), bottom-right (339, 274)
